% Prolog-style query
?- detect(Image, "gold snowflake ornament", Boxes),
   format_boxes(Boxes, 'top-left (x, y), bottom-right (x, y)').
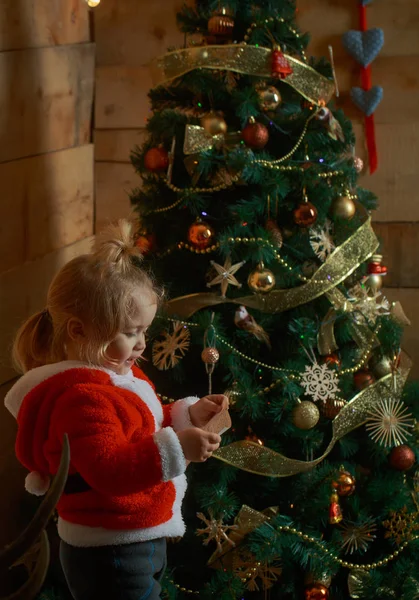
top-left (207, 255), bottom-right (246, 298)
top-left (152, 321), bottom-right (190, 370)
top-left (232, 550), bottom-right (282, 592)
top-left (196, 511), bottom-right (238, 553)
top-left (340, 519), bottom-right (377, 554)
top-left (366, 397), bottom-right (415, 447)
top-left (383, 507), bottom-right (419, 545)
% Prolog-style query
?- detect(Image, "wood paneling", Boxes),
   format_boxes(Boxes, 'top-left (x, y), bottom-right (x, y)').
top-left (94, 128), bottom-right (146, 162)
top-left (373, 223), bottom-right (419, 287)
top-left (0, 0), bottom-right (90, 52)
top-left (354, 123), bottom-right (419, 222)
top-left (0, 145), bottom-right (94, 274)
top-left (0, 43), bottom-right (94, 163)
top-left (95, 163), bottom-right (138, 231)
top-left (93, 0), bottom-right (185, 66)
top-left (0, 236), bottom-right (94, 384)
top-left (298, 0), bottom-right (419, 60)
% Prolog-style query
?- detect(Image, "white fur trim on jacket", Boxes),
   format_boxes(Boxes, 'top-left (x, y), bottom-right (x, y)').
top-left (170, 396), bottom-right (199, 431)
top-left (25, 471), bottom-right (51, 496)
top-left (153, 426), bottom-right (186, 481)
top-left (57, 473), bottom-right (188, 547)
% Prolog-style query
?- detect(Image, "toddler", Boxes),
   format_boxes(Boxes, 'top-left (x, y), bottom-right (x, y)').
top-left (5, 220), bottom-right (227, 600)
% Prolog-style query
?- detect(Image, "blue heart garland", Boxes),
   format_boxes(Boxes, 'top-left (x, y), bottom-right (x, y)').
top-left (350, 86), bottom-right (383, 116)
top-left (342, 28), bottom-right (384, 67)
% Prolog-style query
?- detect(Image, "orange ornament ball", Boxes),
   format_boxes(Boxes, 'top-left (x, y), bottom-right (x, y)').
top-left (188, 221), bottom-right (215, 249)
top-left (293, 202), bottom-right (318, 227)
top-left (304, 584), bottom-right (329, 600)
top-left (144, 147), bottom-right (169, 172)
top-left (323, 353), bottom-right (341, 369)
top-left (332, 470), bottom-right (356, 497)
top-left (135, 233), bottom-right (156, 254)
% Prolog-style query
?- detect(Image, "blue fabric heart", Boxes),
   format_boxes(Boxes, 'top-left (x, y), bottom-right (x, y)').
top-left (342, 28), bottom-right (384, 67)
top-left (350, 86), bottom-right (383, 116)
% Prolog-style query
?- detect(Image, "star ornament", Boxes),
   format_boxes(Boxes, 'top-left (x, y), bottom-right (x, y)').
top-left (196, 511), bottom-right (238, 553)
top-left (207, 255), bottom-right (246, 298)
top-left (366, 397), bottom-right (414, 447)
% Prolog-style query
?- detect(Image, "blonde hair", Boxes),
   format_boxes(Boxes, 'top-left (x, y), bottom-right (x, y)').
top-left (12, 220), bottom-right (163, 373)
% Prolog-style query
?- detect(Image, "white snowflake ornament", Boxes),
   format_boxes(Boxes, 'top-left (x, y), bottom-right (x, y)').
top-left (348, 284), bottom-right (390, 325)
top-left (309, 219), bottom-right (335, 262)
top-left (300, 362), bottom-right (340, 402)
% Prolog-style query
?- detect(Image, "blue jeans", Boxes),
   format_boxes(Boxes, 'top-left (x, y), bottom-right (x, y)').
top-left (60, 538), bottom-right (167, 600)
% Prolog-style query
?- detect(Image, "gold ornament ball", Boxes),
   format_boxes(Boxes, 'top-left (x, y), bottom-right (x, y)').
top-left (331, 195), bottom-right (356, 220)
top-left (257, 85), bottom-right (282, 112)
top-left (366, 273), bottom-right (383, 292)
top-left (248, 264), bottom-right (276, 293)
top-left (201, 347), bottom-right (220, 365)
top-left (292, 401), bottom-right (320, 430)
top-left (332, 470), bottom-right (356, 497)
top-left (200, 112), bottom-right (228, 136)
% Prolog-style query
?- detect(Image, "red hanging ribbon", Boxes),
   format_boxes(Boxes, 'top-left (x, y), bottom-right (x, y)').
top-left (359, 4), bottom-right (378, 174)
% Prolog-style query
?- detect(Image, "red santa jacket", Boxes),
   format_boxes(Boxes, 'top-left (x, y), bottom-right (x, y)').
top-left (4, 360), bottom-right (198, 547)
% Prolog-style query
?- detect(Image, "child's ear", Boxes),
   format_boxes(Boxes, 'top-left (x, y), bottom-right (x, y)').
top-left (67, 318), bottom-right (87, 342)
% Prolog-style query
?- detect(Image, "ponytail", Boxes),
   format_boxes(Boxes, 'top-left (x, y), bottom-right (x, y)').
top-left (12, 310), bottom-right (55, 373)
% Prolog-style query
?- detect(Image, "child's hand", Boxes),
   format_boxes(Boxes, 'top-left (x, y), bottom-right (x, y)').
top-left (177, 428), bottom-right (221, 462)
top-left (189, 394), bottom-right (229, 429)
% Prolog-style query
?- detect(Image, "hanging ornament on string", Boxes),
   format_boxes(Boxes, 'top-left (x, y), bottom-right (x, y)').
top-left (200, 112), bottom-right (228, 136)
top-left (369, 354), bottom-right (394, 378)
top-left (316, 104), bottom-right (345, 142)
top-left (207, 255), bottom-right (245, 298)
top-left (329, 489), bottom-right (343, 525)
top-left (294, 188), bottom-right (318, 227)
top-left (292, 399), bottom-right (320, 430)
top-left (201, 315), bottom-right (219, 395)
top-left (271, 45), bottom-right (293, 79)
top-left (224, 381), bottom-right (242, 409)
top-left (304, 573), bottom-right (331, 600)
top-left (242, 117), bottom-right (269, 149)
top-left (309, 219), bottom-right (335, 261)
top-left (322, 353), bottom-right (341, 369)
top-left (144, 146), bottom-right (169, 172)
top-left (300, 360), bottom-right (340, 403)
top-left (256, 84), bottom-right (282, 112)
top-left (234, 305), bottom-right (271, 348)
top-left (207, 6), bottom-right (235, 42)
top-left (364, 254), bottom-right (387, 292)
top-left (347, 282), bottom-right (390, 325)
top-left (333, 468), bottom-right (356, 497)
top-left (389, 444), bottom-right (416, 472)
top-left (152, 321), bottom-right (191, 370)
top-left (245, 426), bottom-right (264, 446)
top-left (330, 191), bottom-right (356, 220)
top-left (353, 156), bottom-right (364, 174)
top-left (135, 232), bottom-right (156, 254)
top-left (265, 194), bottom-right (283, 248)
top-left (248, 262), bottom-right (276, 293)
top-left (188, 219), bottom-right (215, 249)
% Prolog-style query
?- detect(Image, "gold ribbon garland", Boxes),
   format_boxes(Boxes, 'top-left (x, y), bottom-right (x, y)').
top-left (317, 288), bottom-right (379, 356)
top-left (213, 352), bottom-right (411, 476)
top-left (166, 210), bottom-right (379, 319)
top-left (149, 44), bottom-right (335, 106)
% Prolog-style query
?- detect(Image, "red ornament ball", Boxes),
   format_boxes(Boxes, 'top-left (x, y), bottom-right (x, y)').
top-left (293, 202), bottom-right (318, 227)
top-left (242, 118), bottom-right (269, 149)
top-left (354, 369), bottom-right (375, 390)
top-left (320, 398), bottom-right (346, 420)
top-left (201, 347), bottom-right (220, 364)
top-left (144, 147), bottom-right (169, 172)
top-left (188, 221), bottom-right (215, 249)
top-left (389, 445), bottom-right (415, 471)
top-left (323, 353), bottom-right (341, 369)
top-left (304, 584), bottom-right (329, 600)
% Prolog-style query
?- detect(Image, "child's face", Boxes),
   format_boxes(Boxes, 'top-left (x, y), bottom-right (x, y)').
top-left (103, 301), bottom-right (157, 375)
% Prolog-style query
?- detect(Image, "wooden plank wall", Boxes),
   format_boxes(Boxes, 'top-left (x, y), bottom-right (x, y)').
top-left (94, 0), bottom-right (419, 375)
top-left (0, 1), bottom-right (94, 545)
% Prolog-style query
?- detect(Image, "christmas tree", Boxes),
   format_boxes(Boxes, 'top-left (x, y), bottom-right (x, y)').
top-left (129, 1), bottom-right (419, 598)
